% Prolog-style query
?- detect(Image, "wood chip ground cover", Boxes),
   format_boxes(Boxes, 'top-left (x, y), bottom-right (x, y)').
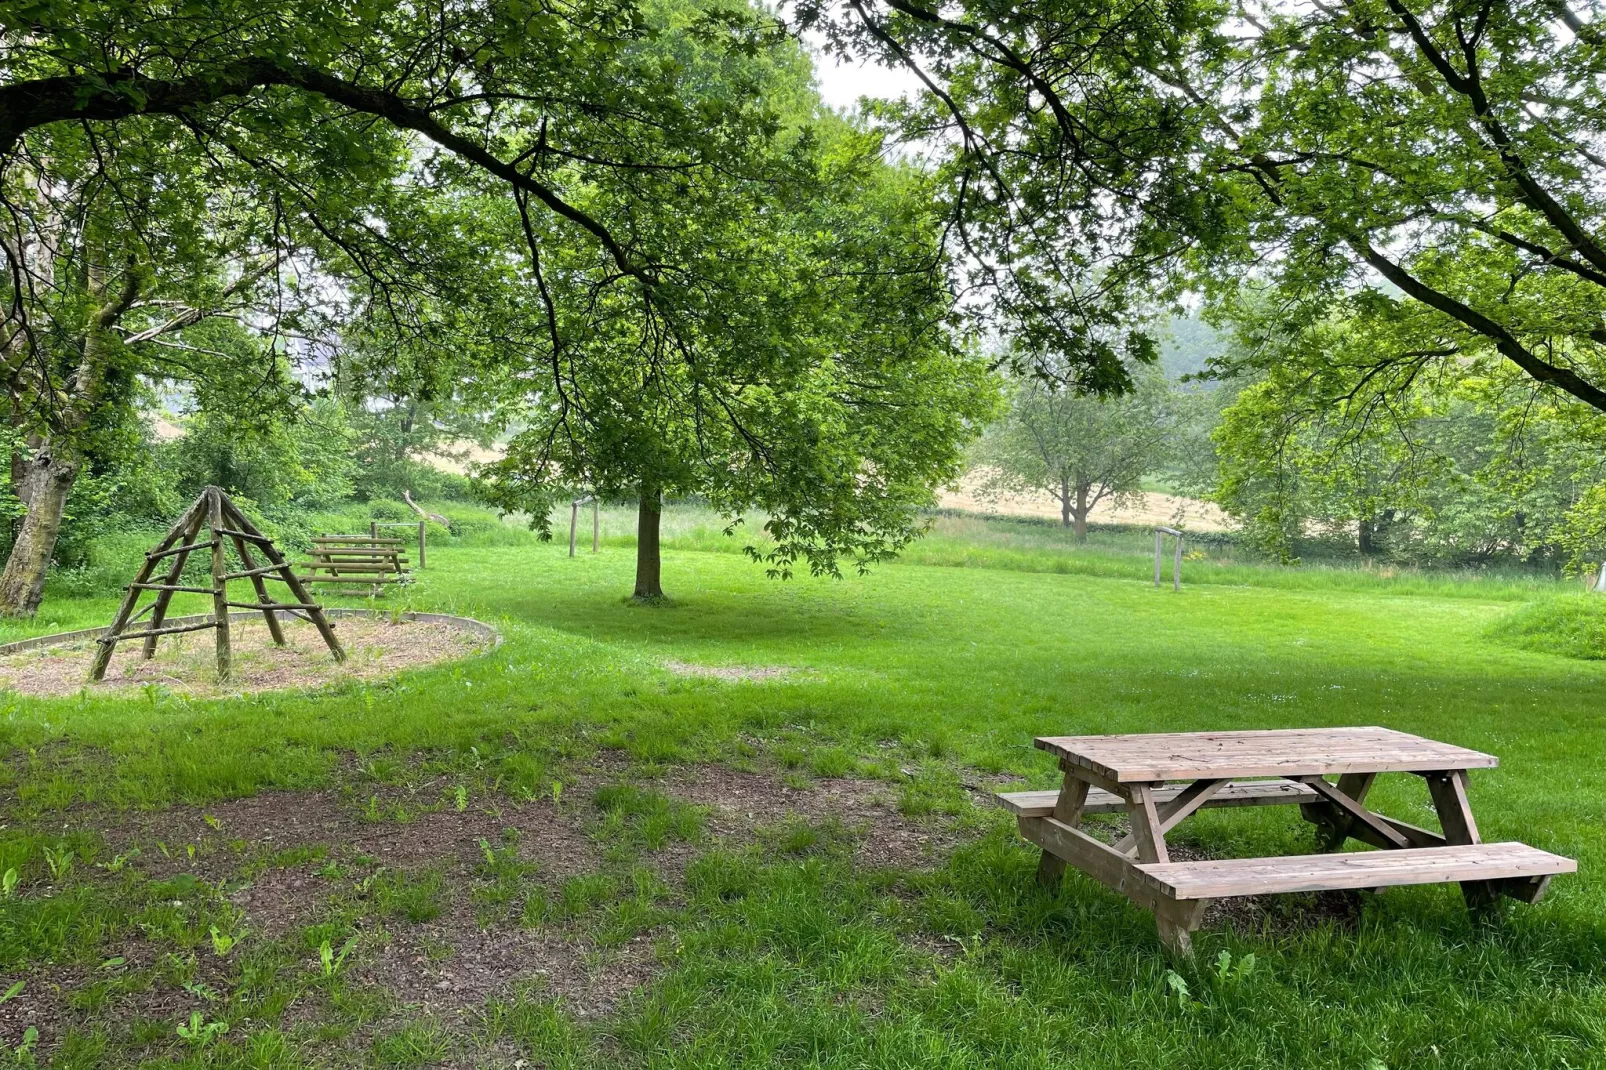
top-left (0, 617), bottom-right (488, 698)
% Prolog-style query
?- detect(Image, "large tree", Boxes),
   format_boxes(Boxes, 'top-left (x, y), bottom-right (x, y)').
top-left (342, 44), bottom-right (999, 600)
top-left (796, 0), bottom-right (1606, 415)
top-left (0, 121), bottom-right (308, 613)
top-left (0, 0), bottom-right (935, 610)
top-left (973, 369), bottom-right (1173, 540)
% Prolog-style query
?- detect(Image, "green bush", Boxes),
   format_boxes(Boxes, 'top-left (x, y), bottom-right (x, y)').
top-left (1488, 594), bottom-right (1606, 659)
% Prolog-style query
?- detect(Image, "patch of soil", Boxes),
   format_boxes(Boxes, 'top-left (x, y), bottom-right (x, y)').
top-left (365, 922), bottom-right (658, 1024)
top-left (8, 761), bottom-right (969, 1053)
top-left (1076, 815), bottom-right (1364, 936)
top-left (632, 764), bottom-right (959, 871)
top-left (662, 659), bottom-right (794, 682)
top-left (0, 617), bottom-right (489, 698)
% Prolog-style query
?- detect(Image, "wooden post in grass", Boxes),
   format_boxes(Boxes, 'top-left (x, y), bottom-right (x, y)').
top-left (418, 520), bottom-right (427, 569)
top-left (1154, 527), bottom-right (1184, 591)
top-left (571, 496), bottom-right (598, 556)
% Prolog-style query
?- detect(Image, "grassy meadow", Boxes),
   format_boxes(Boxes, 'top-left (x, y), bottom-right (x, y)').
top-left (0, 505), bottom-right (1603, 1068)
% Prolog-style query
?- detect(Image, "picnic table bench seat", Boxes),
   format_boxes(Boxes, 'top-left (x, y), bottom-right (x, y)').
top-left (996, 779), bottom-right (1319, 818)
top-left (1138, 841), bottom-right (1573, 900)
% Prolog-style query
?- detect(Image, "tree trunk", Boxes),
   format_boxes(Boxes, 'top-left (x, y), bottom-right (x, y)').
top-left (1073, 483), bottom-right (1090, 543)
top-left (0, 441), bottom-right (79, 616)
top-left (1059, 476), bottom-right (1073, 528)
top-left (633, 483), bottom-right (664, 601)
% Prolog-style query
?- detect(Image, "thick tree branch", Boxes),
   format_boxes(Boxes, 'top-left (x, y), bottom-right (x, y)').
top-left (1354, 238), bottom-right (1606, 411)
top-left (0, 63), bottom-right (654, 286)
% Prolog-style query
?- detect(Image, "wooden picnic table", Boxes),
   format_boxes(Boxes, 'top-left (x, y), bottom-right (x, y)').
top-left (297, 535), bottom-right (411, 591)
top-left (997, 727), bottom-right (1575, 954)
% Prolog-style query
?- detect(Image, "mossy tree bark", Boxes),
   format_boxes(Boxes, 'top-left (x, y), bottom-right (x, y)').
top-left (0, 440), bottom-right (78, 615)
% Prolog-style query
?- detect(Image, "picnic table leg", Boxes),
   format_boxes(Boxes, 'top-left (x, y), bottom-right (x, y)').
top-left (1155, 899), bottom-right (1209, 957)
top-left (1301, 772), bottom-right (1376, 850)
top-left (1121, 781), bottom-right (1211, 954)
top-left (1424, 769), bottom-right (1502, 910)
top-left (1125, 782), bottom-right (1170, 864)
top-left (1036, 769), bottom-right (1090, 886)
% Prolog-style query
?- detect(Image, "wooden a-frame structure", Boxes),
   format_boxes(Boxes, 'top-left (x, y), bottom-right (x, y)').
top-left (90, 486), bottom-right (345, 681)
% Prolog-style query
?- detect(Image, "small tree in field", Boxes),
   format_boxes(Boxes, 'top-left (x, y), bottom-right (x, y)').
top-left (975, 370), bottom-right (1172, 541)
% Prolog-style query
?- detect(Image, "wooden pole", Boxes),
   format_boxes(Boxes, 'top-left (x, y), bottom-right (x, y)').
top-left (569, 500), bottom-right (579, 557)
top-left (143, 502), bottom-right (208, 658)
top-left (592, 499), bottom-right (599, 553)
top-left (370, 519), bottom-right (378, 542)
top-left (1173, 535), bottom-right (1183, 592)
top-left (221, 497), bottom-right (345, 663)
top-left (208, 489), bottom-right (232, 680)
top-left (418, 520), bottom-right (427, 569)
top-left (91, 492), bottom-right (209, 680)
top-left (230, 533), bottom-right (286, 646)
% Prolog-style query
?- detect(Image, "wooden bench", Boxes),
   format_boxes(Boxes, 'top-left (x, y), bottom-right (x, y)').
top-left (1139, 841), bottom-right (1572, 902)
top-left (997, 779), bottom-right (1318, 818)
top-left (298, 535), bottom-right (411, 591)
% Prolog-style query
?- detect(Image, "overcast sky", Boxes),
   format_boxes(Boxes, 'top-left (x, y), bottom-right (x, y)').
top-left (804, 33), bottom-right (925, 113)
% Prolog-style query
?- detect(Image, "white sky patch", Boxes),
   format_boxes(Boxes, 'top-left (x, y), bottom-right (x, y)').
top-left (804, 30), bottom-right (924, 113)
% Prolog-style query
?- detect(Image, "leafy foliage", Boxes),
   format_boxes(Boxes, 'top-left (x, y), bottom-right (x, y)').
top-left (972, 367), bottom-right (1174, 539)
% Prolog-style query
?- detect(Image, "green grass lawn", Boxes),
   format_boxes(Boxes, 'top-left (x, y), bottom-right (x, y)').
top-left (0, 510), bottom-right (1603, 1068)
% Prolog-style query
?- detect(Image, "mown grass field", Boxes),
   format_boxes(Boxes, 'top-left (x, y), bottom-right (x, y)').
top-left (0, 507), bottom-right (1603, 1068)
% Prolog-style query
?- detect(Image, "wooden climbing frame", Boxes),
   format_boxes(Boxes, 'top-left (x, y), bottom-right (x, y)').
top-left (90, 486), bottom-right (345, 682)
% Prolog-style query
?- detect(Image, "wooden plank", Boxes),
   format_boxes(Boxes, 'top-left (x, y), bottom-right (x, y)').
top-left (1308, 771), bottom-right (1378, 850)
top-left (306, 549), bottom-right (406, 558)
top-left (1136, 842), bottom-right (1575, 900)
top-left (128, 583), bottom-right (214, 594)
top-left (312, 536), bottom-right (405, 545)
top-left (1126, 783), bottom-right (1170, 864)
top-left (224, 564), bottom-right (290, 580)
top-left (1424, 769), bottom-right (1496, 907)
top-left (225, 601), bottom-right (320, 611)
top-left (145, 539), bottom-right (218, 562)
top-left (1037, 771), bottom-right (1089, 885)
top-left (142, 507), bottom-right (210, 660)
top-left (221, 499), bottom-right (346, 664)
top-left (1035, 727), bottom-right (1498, 783)
top-left (209, 490), bottom-right (231, 680)
top-left (297, 563), bottom-right (404, 573)
top-left (1114, 778), bottom-right (1228, 856)
top-left (1295, 776), bottom-right (1411, 849)
top-left (228, 533), bottom-right (286, 646)
top-left (297, 576), bottom-right (403, 584)
top-left (213, 527), bottom-right (273, 544)
top-left (996, 779), bottom-right (1319, 817)
top-left (92, 497), bottom-right (206, 680)
top-left (1018, 815), bottom-right (1170, 911)
top-left (105, 619), bottom-right (220, 642)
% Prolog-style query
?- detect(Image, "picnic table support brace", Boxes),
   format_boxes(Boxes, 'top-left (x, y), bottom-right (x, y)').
top-left (1036, 771), bottom-right (1089, 885)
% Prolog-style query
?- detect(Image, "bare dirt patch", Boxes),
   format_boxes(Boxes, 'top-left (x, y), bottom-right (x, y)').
top-left (7, 761), bottom-right (969, 1054)
top-left (662, 659), bottom-right (795, 682)
top-left (633, 764), bottom-right (959, 871)
top-left (0, 616), bottom-right (489, 698)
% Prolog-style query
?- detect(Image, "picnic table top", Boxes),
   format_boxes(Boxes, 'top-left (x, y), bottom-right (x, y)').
top-left (1034, 726), bottom-right (1497, 783)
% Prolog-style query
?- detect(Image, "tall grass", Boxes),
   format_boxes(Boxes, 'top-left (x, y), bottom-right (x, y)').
top-left (572, 503), bottom-right (1569, 602)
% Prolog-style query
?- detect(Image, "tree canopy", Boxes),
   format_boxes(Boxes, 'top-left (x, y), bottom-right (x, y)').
top-left (799, 0), bottom-right (1606, 412)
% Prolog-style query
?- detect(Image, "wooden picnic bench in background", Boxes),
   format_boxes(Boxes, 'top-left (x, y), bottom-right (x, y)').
top-left (998, 727), bottom-right (1575, 954)
top-left (297, 534), bottom-right (412, 593)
